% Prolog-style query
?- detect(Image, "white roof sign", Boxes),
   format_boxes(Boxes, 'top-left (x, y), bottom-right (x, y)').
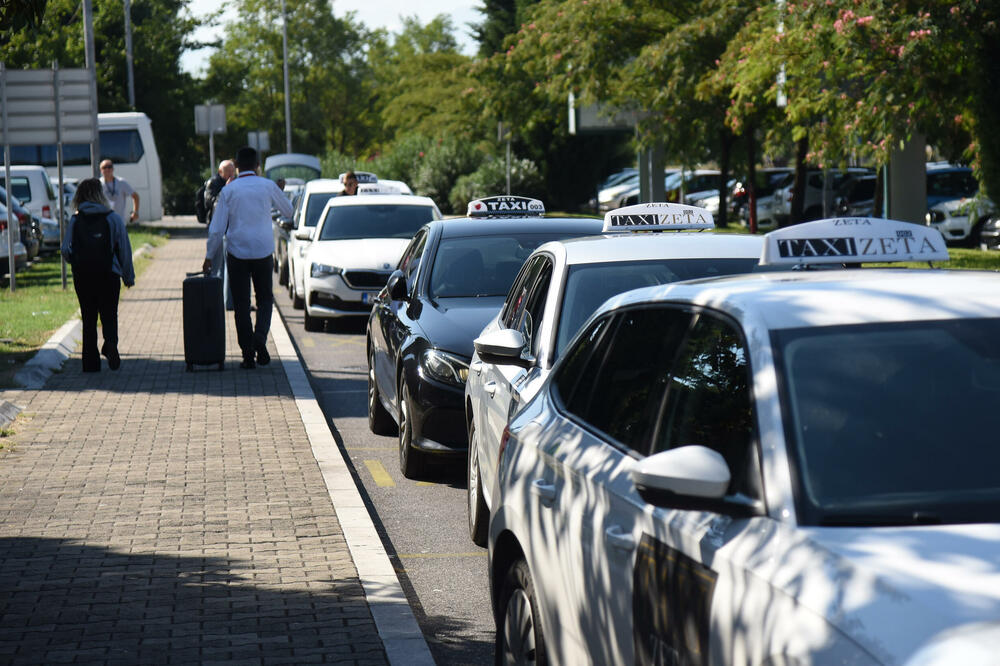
top-left (761, 218), bottom-right (950, 265)
top-left (467, 196), bottom-right (545, 218)
top-left (339, 171), bottom-right (378, 184)
top-left (603, 203), bottom-right (715, 232)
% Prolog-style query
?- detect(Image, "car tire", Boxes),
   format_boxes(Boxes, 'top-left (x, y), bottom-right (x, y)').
top-left (289, 277), bottom-right (304, 310)
top-left (398, 378), bottom-right (426, 479)
top-left (368, 348), bottom-right (397, 435)
top-left (304, 310), bottom-right (323, 332)
top-left (278, 259), bottom-right (289, 286)
top-left (496, 559), bottom-right (548, 666)
top-left (467, 421), bottom-right (489, 547)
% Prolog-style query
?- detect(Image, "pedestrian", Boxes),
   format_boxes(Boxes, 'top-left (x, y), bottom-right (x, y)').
top-left (99, 159), bottom-right (140, 224)
top-left (61, 178), bottom-right (135, 372)
top-left (204, 159), bottom-right (236, 310)
top-left (341, 170), bottom-right (359, 196)
top-left (202, 147), bottom-right (293, 369)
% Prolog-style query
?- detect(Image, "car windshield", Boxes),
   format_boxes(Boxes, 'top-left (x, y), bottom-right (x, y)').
top-left (305, 193), bottom-right (337, 228)
top-left (776, 318), bottom-right (1000, 526)
top-left (318, 204), bottom-right (436, 241)
top-left (927, 170), bottom-right (978, 199)
top-left (430, 232), bottom-right (574, 299)
top-left (556, 258), bottom-right (763, 357)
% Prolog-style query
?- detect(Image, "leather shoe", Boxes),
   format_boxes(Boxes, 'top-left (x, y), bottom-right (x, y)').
top-left (105, 350), bottom-right (121, 371)
top-left (240, 357), bottom-right (256, 370)
top-left (256, 346), bottom-right (270, 366)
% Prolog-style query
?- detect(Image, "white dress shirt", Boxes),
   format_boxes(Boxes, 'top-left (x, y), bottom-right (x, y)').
top-left (206, 172), bottom-right (294, 261)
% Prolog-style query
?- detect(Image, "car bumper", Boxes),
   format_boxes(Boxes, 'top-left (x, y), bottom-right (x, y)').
top-left (305, 275), bottom-right (383, 317)
top-left (408, 371), bottom-right (468, 453)
top-left (928, 217), bottom-right (971, 241)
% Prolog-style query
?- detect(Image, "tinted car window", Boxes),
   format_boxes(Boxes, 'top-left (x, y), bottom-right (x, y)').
top-left (428, 232), bottom-right (569, 299)
top-left (654, 313), bottom-right (761, 500)
top-left (556, 258), bottom-right (762, 357)
top-left (554, 316), bottom-right (614, 415)
top-left (398, 229), bottom-right (427, 292)
top-left (519, 261), bottom-right (552, 356)
top-left (98, 129), bottom-right (145, 164)
top-left (502, 256), bottom-right (546, 329)
top-left (318, 204), bottom-right (436, 240)
top-left (927, 170), bottom-right (978, 199)
top-left (305, 193), bottom-right (337, 228)
top-left (776, 318), bottom-right (1000, 525)
top-left (559, 307), bottom-right (692, 453)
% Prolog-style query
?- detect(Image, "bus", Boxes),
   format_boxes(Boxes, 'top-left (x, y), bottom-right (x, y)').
top-left (7, 112), bottom-right (163, 222)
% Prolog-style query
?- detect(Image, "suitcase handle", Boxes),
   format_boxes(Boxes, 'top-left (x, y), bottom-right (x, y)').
top-left (186, 270), bottom-right (210, 277)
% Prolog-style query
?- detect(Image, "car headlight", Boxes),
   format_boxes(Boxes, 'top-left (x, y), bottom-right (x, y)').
top-left (311, 263), bottom-right (342, 278)
top-left (421, 349), bottom-right (470, 386)
top-left (925, 210), bottom-right (945, 225)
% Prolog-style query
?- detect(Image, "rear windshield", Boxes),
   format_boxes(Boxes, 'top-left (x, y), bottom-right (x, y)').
top-left (317, 204), bottom-right (436, 241)
top-left (776, 318), bottom-right (1000, 526)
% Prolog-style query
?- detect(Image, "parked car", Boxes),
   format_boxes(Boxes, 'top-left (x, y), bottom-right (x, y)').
top-left (0, 203), bottom-right (28, 275)
top-left (773, 167), bottom-right (872, 223)
top-left (833, 173), bottom-right (878, 217)
top-left (924, 163), bottom-right (995, 245)
top-left (729, 167), bottom-right (794, 228)
top-left (590, 168), bottom-right (638, 211)
top-left (0, 165), bottom-right (60, 222)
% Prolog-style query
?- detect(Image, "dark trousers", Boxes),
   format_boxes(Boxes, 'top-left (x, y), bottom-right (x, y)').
top-left (226, 253), bottom-right (272, 359)
top-left (73, 270), bottom-right (121, 372)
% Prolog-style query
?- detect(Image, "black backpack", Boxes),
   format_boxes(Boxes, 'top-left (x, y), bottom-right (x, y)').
top-left (72, 210), bottom-right (114, 275)
top-left (195, 181), bottom-right (208, 224)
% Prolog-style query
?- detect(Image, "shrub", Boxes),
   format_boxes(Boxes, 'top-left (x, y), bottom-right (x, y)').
top-left (448, 156), bottom-right (544, 214)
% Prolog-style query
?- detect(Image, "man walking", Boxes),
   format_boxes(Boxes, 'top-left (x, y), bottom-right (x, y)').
top-left (202, 147), bottom-right (293, 369)
top-left (205, 159), bottom-right (236, 310)
top-left (99, 159), bottom-right (140, 224)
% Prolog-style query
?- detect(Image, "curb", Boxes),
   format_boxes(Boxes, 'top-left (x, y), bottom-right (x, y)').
top-left (270, 306), bottom-right (436, 666)
top-left (11, 243), bottom-right (153, 390)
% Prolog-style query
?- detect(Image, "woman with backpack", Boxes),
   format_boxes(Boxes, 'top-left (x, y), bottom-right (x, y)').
top-left (61, 178), bottom-right (135, 372)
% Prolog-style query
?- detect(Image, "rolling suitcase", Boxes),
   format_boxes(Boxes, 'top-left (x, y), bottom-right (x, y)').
top-left (183, 271), bottom-right (226, 371)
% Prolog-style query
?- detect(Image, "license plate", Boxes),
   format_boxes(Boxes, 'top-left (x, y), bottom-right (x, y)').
top-left (362, 292), bottom-right (376, 304)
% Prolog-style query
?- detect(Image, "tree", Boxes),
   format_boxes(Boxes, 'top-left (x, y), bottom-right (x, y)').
top-left (0, 0), bottom-right (47, 35)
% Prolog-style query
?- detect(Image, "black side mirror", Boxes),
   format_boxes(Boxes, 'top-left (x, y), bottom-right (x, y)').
top-left (386, 269), bottom-right (409, 301)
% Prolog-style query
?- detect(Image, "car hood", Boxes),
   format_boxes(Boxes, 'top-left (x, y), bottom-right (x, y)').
top-left (786, 524), bottom-right (1000, 662)
top-left (419, 296), bottom-right (506, 358)
top-left (307, 238), bottom-right (407, 271)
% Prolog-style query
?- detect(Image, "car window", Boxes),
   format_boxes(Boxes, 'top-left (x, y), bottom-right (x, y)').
top-left (776, 317), bottom-right (1000, 525)
top-left (3, 177), bottom-right (31, 202)
top-left (398, 229), bottom-right (427, 291)
top-left (518, 260), bottom-right (553, 357)
top-left (557, 307), bottom-right (692, 453)
top-left (502, 256), bottom-right (546, 329)
top-left (305, 193), bottom-right (338, 228)
top-left (428, 232), bottom-right (574, 300)
top-left (318, 204), bottom-right (436, 241)
top-left (927, 170), bottom-right (979, 199)
top-left (653, 312), bottom-right (762, 501)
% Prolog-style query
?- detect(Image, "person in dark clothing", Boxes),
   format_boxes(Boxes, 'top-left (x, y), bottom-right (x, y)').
top-left (341, 170), bottom-right (359, 196)
top-left (61, 178), bottom-right (135, 372)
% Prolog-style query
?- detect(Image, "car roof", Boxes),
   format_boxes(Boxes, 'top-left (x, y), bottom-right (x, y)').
top-left (323, 193), bottom-right (436, 208)
top-left (602, 269), bottom-right (1000, 331)
top-left (302, 178), bottom-right (344, 194)
top-left (433, 217), bottom-right (603, 238)
top-left (540, 232), bottom-right (764, 266)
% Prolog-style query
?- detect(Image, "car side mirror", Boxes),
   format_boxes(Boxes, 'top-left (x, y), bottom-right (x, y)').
top-left (473, 328), bottom-right (534, 369)
top-left (386, 269), bottom-right (409, 301)
top-left (294, 227), bottom-right (313, 241)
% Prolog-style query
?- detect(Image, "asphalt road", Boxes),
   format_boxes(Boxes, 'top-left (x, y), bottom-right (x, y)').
top-left (272, 280), bottom-right (495, 665)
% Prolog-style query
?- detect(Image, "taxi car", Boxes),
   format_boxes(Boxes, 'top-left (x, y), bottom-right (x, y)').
top-left (287, 178), bottom-right (345, 309)
top-left (489, 218), bottom-right (1000, 666)
top-left (302, 191), bottom-right (440, 331)
top-left (366, 196), bottom-right (603, 478)
top-left (464, 203), bottom-right (774, 546)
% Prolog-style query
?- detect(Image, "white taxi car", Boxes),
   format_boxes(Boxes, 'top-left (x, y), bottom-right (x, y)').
top-left (490, 218), bottom-right (1000, 665)
top-left (287, 178), bottom-right (344, 309)
top-left (303, 193), bottom-right (440, 331)
top-left (464, 202), bottom-right (777, 546)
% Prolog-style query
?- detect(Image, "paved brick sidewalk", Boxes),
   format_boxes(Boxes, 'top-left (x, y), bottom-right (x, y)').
top-left (0, 227), bottom-right (390, 664)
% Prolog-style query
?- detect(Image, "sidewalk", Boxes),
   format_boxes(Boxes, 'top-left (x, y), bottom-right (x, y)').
top-left (0, 218), bottom-right (433, 664)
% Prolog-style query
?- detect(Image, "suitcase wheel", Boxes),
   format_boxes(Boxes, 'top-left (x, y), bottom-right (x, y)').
top-left (217, 362), bottom-right (224, 371)
top-left (186, 363), bottom-right (193, 372)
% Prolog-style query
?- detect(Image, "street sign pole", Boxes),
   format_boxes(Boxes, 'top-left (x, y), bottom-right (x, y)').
top-left (1, 64), bottom-right (14, 290)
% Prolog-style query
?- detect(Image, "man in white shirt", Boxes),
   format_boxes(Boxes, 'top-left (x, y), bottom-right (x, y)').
top-left (99, 160), bottom-right (140, 224)
top-left (203, 146), bottom-right (294, 369)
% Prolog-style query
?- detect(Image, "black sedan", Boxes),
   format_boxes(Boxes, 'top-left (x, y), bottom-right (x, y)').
top-left (367, 197), bottom-right (603, 478)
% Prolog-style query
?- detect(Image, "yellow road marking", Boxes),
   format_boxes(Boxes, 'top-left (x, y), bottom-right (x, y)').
top-left (364, 460), bottom-right (396, 487)
top-left (346, 445), bottom-right (398, 451)
top-left (397, 552), bottom-right (488, 559)
top-left (328, 337), bottom-right (366, 347)
top-left (302, 338), bottom-right (316, 348)
top-left (416, 481), bottom-right (436, 486)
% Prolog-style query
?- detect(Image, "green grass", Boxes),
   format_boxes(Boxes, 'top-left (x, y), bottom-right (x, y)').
top-left (0, 225), bottom-right (167, 387)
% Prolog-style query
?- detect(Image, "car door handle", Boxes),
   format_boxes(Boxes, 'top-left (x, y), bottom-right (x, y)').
top-left (471, 360), bottom-right (483, 376)
top-left (484, 381), bottom-right (497, 397)
top-left (604, 525), bottom-right (636, 553)
top-left (530, 479), bottom-right (556, 507)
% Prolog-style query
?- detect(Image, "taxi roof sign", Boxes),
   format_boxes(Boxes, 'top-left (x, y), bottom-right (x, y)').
top-left (603, 202), bottom-right (715, 232)
top-left (467, 195), bottom-right (545, 218)
top-left (339, 171), bottom-right (378, 184)
top-left (760, 218), bottom-right (950, 265)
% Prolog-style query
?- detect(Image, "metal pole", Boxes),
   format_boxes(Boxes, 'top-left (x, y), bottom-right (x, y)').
top-left (505, 139), bottom-right (511, 195)
top-left (54, 62), bottom-right (68, 289)
top-left (281, 0), bottom-right (292, 153)
top-left (83, 0), bottom-right (100, 177)
top-left (209, 128), bottom-right (216, 179)
top-left (124, 0), bottom-right (135, 110)
top-left (2, 63), bottom-right (15, 291)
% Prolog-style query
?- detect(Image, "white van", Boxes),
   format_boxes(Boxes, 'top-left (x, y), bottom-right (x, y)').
top-left (263, 153), bottom-right (321, 182)
top-left (9, 112), bottom-right (163, 222)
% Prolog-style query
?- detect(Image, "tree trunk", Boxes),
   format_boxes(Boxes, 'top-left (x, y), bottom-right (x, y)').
top-left (746, 128), bottom-right (758, 233)
top-left (788, 135), bottom-right (809, 226)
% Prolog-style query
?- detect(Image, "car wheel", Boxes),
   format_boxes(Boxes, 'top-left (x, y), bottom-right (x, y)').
top-left (368, 348), bottom-right (396, 435)
top-left (278, 259), bottom-right (289, 286)
top-left (969, 219), bottom-right (986, 249)
top-left (289, 278), bottom-right (304, 310)
top-left (304, 310), bottom-right (323, 332)
top-left (398, 378), bottom-right (426, 479)
top-left (496, 559), bottom-right (548, 666)
top-left (467, 421), bottom-right (489, 546)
